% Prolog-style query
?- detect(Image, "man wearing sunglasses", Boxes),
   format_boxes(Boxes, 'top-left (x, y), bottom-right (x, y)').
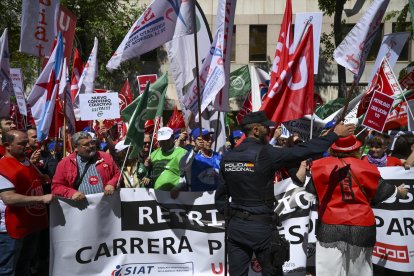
top-left (52, 131), bottom-right (121, 201)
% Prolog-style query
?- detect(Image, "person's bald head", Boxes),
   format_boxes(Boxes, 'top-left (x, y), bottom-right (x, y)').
top-left (3, 130), bottom-right (29, 161)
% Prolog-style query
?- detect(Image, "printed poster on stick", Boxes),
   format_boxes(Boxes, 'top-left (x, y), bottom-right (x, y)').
top-left (137, 74), bottom-right (158, 94)
top-left (79, 93), bottom-right (120, 121)
top-left (362, 91), bottom-right (394, 132)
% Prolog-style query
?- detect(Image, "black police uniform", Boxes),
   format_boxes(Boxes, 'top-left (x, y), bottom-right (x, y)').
top-left (215, 115), bottom-right (340, 276)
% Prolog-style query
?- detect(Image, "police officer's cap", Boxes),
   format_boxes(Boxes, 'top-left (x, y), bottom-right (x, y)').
top-left (241, 111), bottom-right (276, 127)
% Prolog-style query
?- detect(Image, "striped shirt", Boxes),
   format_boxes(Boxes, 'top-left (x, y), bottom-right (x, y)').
top-left (76, 155), bottom-right (104, 195)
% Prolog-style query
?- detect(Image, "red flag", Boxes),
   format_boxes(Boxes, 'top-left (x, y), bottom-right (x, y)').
top-left (384, 93), bottom-right (414, 131)
top-left (167, 106), bottom-right (185, 130)
top-left (269, 0), bottom-right (292, 93)
top-left (236, 92), bottom-right (252, 124)
top-left (399, 68), bottom-right (414, 91)
top-left (260, 25), bottom-right (314, 123)
top-left (357, 58), bottom-right (401, 117)
top-left (119, 79), bottom-right (133, 111)
top-left (70, 48), bottom-right (84, 103)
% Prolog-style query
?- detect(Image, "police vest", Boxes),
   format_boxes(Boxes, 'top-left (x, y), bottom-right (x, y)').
top-left (312, 157), bottom-right (379, 226)
top-left (0, 157), bottom-right (48, 239)
top-left (222, 142), bottom-right (275, 206)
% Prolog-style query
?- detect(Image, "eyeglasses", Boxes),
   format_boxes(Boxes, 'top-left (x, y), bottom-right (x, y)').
top-left (79, 141), bottom-right (96, 148)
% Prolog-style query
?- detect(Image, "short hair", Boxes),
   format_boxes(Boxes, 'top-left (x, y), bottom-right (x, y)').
top-left (328, 148), bottom-right (361, 159)
top-left (2, 130), bottom-right (24, 145)
top-left (366, 134), bottom-right (390, 148)
top-left (241, 123), bottom-right (261, 136)
top-left (71, 131), bottom-right (92, 146)
top-left (0, 116), bottom-right (12, 124)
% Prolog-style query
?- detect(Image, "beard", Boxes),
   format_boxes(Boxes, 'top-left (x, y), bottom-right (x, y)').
top-left (78, 149), bottom-right (96, 160)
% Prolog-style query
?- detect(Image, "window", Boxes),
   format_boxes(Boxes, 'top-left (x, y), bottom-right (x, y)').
top-left (231, 25), bottom-right (236, 62)
top-left (392, 23), bottom-right (410, 61)
top-left (249, 25), bottom-right (267, 62)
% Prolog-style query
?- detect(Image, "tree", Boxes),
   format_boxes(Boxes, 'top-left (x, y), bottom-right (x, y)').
top-left (318, 0), bottom-right (347, 98)
top-left (0, 0), bottom-right (167, 93)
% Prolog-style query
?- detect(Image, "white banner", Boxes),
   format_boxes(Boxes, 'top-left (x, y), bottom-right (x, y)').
top-left (79, 93), bottom-right (120, 121)
top-left (368, 32), bottom-right (410, 83)
top-left (20, 0), bottom-right (60, 57)
top-left (373, 167), bottom-right (414, 272)
top-left (333, 0), bottom-right (389, 82)
top-left (106, 0), bottom-right (193, 70)
top-left (0, 29), bottom-right (12, 117)
top-left (49, 168), bottom-right (414, 275)
top-left (293, 12), bottom-right (323, 73)
top-left (10, 68), bottom-right (27, 116)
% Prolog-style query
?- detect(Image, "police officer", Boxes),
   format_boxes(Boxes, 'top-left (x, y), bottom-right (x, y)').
top-left (215, 111), bottom-right (355, 276)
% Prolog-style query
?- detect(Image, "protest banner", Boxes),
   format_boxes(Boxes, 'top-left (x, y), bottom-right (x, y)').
top-left (283, 115), bottom-right (326, 141)
top-left (362, 91), bottom-right (394, 132)
top-left (373, 167), bottom-right (414, 272)
top-left (79, 93), bottom-right (120, 121)
top-left (49, 169), bottom-right (414, 275)
top-left (10, 68), bottom-right (27, 116)
top-left (137, 74), bottom-right (158, 94)
top-left (57, 6), bottom-right (77, 62)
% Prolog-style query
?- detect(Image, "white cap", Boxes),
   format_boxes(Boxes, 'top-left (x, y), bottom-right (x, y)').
top-left (157, 127), bottom-right (173, 141)
top-left (88, 132), bottom-right (97, 140)
top-left (115, 140), bottom-right (130, 152)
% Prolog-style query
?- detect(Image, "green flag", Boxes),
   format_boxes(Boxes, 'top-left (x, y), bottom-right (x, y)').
top-left (315, 98), bottom-right (346, 120)
top-left (147, 72), bottom-right (168, 119)
top-left (124, 82), bottom-right (150, 149)
top-left (229, 65), bottom-right (251, 98)
top-left (121, 94), bottom-right (142, 122)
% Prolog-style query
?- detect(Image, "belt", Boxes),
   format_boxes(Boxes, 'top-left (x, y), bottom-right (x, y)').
top-left (231, 209), bottom-right (278, 225)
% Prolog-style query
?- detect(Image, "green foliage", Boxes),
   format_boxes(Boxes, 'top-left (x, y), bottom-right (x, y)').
top-left (0, 0), bottom-right (152, 93)
top-left (385, 4), bottom-right (413, 36)
top-left (318, 0), bottom-right (336, 16)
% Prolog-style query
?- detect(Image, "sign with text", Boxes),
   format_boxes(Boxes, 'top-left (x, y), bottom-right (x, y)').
top-left (362, 91), bottom-right (394, 132)
top-left (137, 74), bottom-right (158, 94)
top-left (10, 68), bottom-right (27, 116)
top-left (79, 93), bottom-right (120, 121)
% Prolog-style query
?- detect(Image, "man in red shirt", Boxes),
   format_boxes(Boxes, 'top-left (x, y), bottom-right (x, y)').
top-left (0, 130), bottom-right (53, 275)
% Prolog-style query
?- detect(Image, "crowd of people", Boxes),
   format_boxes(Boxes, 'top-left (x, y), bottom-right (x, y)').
top-left (0, 112), bottom-right (414, 275)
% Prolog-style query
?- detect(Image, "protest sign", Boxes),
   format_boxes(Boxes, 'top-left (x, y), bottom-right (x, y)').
top-left (10, 68), bottom-right (27, 116)
top-left (362, 91), bottom-right (394, 132)
top-left (79, 93), bottom-right (120, 120)
top-left (137, 74), bottom-right (158, 94)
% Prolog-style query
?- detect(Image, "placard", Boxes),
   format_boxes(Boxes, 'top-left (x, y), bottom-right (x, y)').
top-left (10, 68), bottom-right (27, 116)
top-left (79, 93), bottom-right (120, 120)
top-left (137, 74), bottom-right (158, 94)
top-left (362, 91), bottom-right (394, 132)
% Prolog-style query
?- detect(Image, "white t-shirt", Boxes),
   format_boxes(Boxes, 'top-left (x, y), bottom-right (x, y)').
top-left (0, 175), bottom-right (14, 232)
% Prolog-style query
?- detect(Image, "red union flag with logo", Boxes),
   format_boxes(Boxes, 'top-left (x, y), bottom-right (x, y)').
top-left (357, 57), bottom-right (402, 117)
top-left (137, 74), bottom-right (157, 94)
top-left (269, 0), bottom-right (292, 93)
top-left (260, 25), bottom-right (314, 123)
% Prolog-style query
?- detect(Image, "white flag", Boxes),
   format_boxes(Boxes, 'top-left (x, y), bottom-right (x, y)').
top-left (368, 32), bottom-right (410, 83)
top-left (333, 0), bottom-right (390, 83)
top-left (165, 3), bottom-right (211, 124)
top-left (183, 0), bottom-right (236, 115)
top-left (0, 29), bottom-right (12, 117)
top-left (106, 0), bottom-right (193, 70)
top-left (20, 0), bottom-right (60, 57)
top-left (250, 66), bottom-right (269, 112)
top-left (10, 68), bottom-right (27, 116)
top-left (74, 37), bottom-right (98, 120)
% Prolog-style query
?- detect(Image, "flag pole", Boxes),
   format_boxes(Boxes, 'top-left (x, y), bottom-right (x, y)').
top-left (116, 144), bottom-right (132, 188)
top-left (336, 80), bottom-right (357, 124)
top-left (149, 117), bottom-right (159, 153)
top-left (214, 111), bottom-right (220, 152)
top-left (192, 0), bottom-right (203, 134)
top-left (63, 80), bottom-right (67, 157)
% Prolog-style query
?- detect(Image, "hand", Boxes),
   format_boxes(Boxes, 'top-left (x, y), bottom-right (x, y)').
top-left (104, 185), bottom-right (115, 196)
top-left (41, 194), bottom-right (54, 204)
top-left (141, 177), bottom-right (151, 187)
top-left (403, 161), bottom-right (411, 170)
top-left (274, 127), bottom-right (282, 139)
top-left (170, 188), bottom-right (180, 199)
top-left (30, 149), bottom-right (41, 163)
top-left (71, 191), bottom-right (86, 201)
top-left (194, 137), bottom-right (204, 152)
top-left (333, 122), bottom-right (356, 137)
top-left (397, 184), bottom-right (408, 199)
top-left (144, 157), bottom-right (151, 167)
top-left (175, 132), bottom-right (188, 147)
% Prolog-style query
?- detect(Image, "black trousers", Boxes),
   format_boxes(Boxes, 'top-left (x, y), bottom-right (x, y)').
top-left (227, 216), bottom-right (283, 276)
